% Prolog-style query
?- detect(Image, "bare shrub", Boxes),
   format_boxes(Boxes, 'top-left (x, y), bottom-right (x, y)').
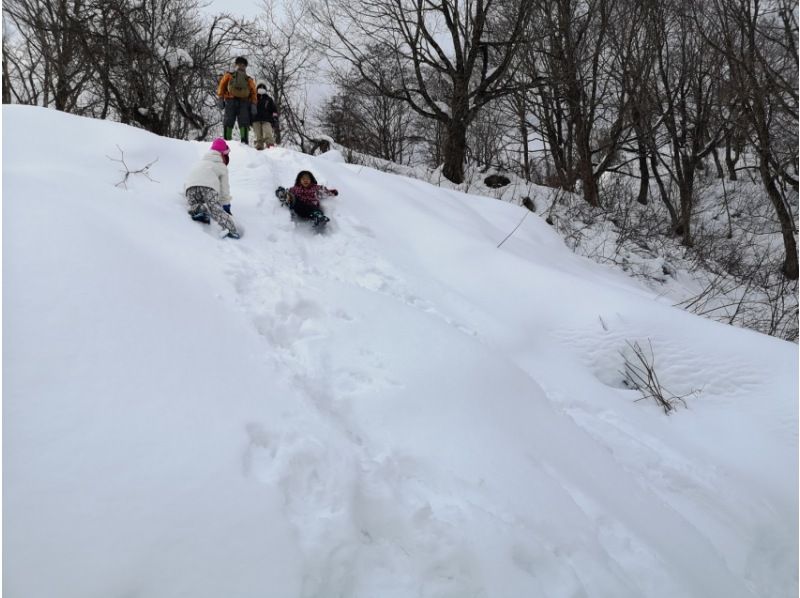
top-left (621, 340), bottom-right (696, 415)
top-left (107, 146), bottom-right (159, 189)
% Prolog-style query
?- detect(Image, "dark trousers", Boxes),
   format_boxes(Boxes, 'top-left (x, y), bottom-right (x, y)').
top-left (291, 201), bottom-right (323, 219)
top-left (223, 99), bottom-right (251, 128)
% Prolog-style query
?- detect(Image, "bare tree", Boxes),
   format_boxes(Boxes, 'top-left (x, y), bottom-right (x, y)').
top-left (3, 0), bottom-right (249, 139)
top-left (321, 68), bottom-right (420, 163)
top-left (79, 0), bottom-right (248, 139)
top-left (698, 0), bottom-right (799, 279)
top-left (648, 0), bottom-right (726, 246)
top-left (5, 0), bottom-right (95, 112)
top-left (497, 90), bottom-right (534, 181)
top-left (2, 21), bottom-right (45, 105)
top-left (522, 0), bottom-right (637, 207)
top-left (466, 103), bottom-right (507, 172)
top-left (251, 0), bottom-right (318, 146)
top-left (312, 0), bottom-right (533, 184)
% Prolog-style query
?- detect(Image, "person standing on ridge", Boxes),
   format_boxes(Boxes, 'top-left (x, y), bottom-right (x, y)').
top-left (252, 83), bottom-right (279, 150)
top-left (217, 57), bottom-right (257, 145)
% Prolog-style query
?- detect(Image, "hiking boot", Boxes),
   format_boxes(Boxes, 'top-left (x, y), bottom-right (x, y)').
top-left (191, 210), bottom-right (211, 224)
top-left (311, 210), bottom-right (329, 227)
top-left (226, 230), bottom-right (241, 239)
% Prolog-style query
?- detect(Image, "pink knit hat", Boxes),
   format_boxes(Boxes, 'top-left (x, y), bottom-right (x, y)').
top-left (210, 138), bottom-right (230, 155)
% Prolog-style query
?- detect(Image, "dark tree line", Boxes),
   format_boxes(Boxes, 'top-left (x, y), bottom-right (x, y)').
top-left (4, 0), bottom-right (251, 139)
top-left (315, 0), bottom-right (798, 279)
top-left (3, 0), bottom-right (326, 149)
top-left (312, 0), bottom-right (534, 184)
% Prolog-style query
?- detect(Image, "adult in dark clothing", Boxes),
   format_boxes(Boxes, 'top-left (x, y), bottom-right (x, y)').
top-left (253, 83), bottom-right (279, 150)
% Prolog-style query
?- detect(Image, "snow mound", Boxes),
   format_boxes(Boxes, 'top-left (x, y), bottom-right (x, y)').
top-left (4, 105), bottom-right (797, 598)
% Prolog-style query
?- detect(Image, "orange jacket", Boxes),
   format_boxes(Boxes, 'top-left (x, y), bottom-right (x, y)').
top-left (217, 71), bottom-right (257, 103)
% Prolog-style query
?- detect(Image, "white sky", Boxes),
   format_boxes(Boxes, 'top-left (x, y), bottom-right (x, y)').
top-left (205, 0), bottom-right (264, 18)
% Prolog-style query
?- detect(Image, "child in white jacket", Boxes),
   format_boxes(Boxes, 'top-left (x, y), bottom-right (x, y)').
top-left (184, 138), bottom-right (240, 239)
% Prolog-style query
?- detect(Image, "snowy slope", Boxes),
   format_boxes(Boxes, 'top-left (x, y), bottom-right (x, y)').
top-left (3, 105), bottom-right (797, 598)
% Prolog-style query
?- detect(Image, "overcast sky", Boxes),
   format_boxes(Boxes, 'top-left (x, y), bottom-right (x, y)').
top-left (206, 0), bottom-right (263, 18)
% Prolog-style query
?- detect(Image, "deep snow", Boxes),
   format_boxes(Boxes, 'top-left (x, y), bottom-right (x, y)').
top-left (3, 105), bottom-right (797, 598)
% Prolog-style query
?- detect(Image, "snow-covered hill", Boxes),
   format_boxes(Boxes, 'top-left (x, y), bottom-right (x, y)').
top-left (3, 105), bottom-right (797, 598)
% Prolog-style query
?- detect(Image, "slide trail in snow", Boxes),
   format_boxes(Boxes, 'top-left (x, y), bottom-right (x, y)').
top-left (223, 149), bottom-right (499, 597)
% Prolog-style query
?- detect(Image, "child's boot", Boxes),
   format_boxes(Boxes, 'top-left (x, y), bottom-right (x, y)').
top-left (189, 206), bottom-right (211, 224)
top-left (311, 210), bottom-right (329, 227)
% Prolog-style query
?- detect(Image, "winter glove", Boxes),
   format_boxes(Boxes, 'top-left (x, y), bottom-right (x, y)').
top-left (329, 189), bottom-right (338, 196)
top-left (250, 104), bottom-right (257, 117)
top-left (217, 98), bottom-right (225, 110)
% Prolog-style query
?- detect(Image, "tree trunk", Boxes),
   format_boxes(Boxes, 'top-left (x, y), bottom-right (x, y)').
top-left (678, 158), bottom-right (696, 247)
top-left (759, 151), bottom-right (799, 279)
top-left (575, 119), bottom-right (599, 206)
top-left (2, 51), bottom-right (12, 104)
top-left (711, 147), bottom-right (724, 179)
top-left (650, 150), bottom-right (680, 232)
top-left (725, 137), bottom-right (738, 181)
top-left (749, 85), bottom-right (798, 278)
top-left (636, 131), bottom-right (649, 205)
top-left (521, 122), bottom-right (530, 182)
top-left (442, 118), bottom-right (468, 184)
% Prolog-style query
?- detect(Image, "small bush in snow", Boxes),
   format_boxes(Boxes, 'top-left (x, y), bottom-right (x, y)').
top-left (621, 340), bottom-right (696, 415)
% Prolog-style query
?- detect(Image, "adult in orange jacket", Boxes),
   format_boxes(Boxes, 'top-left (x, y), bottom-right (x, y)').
top-left (217, 56), bottom-right (257, 144)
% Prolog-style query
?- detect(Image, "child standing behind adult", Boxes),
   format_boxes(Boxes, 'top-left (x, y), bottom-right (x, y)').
top-left (253, 83), bottom-right (279, 150)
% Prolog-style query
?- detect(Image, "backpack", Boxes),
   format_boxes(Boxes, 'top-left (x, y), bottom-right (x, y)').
top-left (227, 70), bottom-right (250, 99)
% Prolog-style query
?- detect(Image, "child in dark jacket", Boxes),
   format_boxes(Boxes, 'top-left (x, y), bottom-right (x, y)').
top-left (253, 83), bottom-right (278, 150)
top-left (288, 170), bottom-right (338, 226)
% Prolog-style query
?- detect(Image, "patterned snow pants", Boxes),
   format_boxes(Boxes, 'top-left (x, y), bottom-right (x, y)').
top-left (186, 186), bottom-right (238, 235)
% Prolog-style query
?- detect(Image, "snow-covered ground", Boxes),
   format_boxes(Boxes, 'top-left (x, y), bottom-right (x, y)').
top-left (336, 146), bottom-right (799, 342)
top-left (3, 105), bottom-right (797, 598)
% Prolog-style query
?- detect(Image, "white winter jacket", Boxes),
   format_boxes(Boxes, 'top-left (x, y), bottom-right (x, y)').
top-left (184, 151), bottom-right (232, 203)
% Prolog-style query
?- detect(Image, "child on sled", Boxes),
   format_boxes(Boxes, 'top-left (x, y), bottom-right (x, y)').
top-left (285, 170), bottom-right (338, 227)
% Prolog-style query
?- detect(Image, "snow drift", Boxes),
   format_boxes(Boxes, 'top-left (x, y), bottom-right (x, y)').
top-left (3, 105), bottom-right (797, 598)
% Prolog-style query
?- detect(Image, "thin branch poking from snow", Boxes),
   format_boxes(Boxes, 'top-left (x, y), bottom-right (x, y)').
top-left (106, 145), bottom-right (159, 189)
top-left (497, 211), bottom-right (530, 248)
